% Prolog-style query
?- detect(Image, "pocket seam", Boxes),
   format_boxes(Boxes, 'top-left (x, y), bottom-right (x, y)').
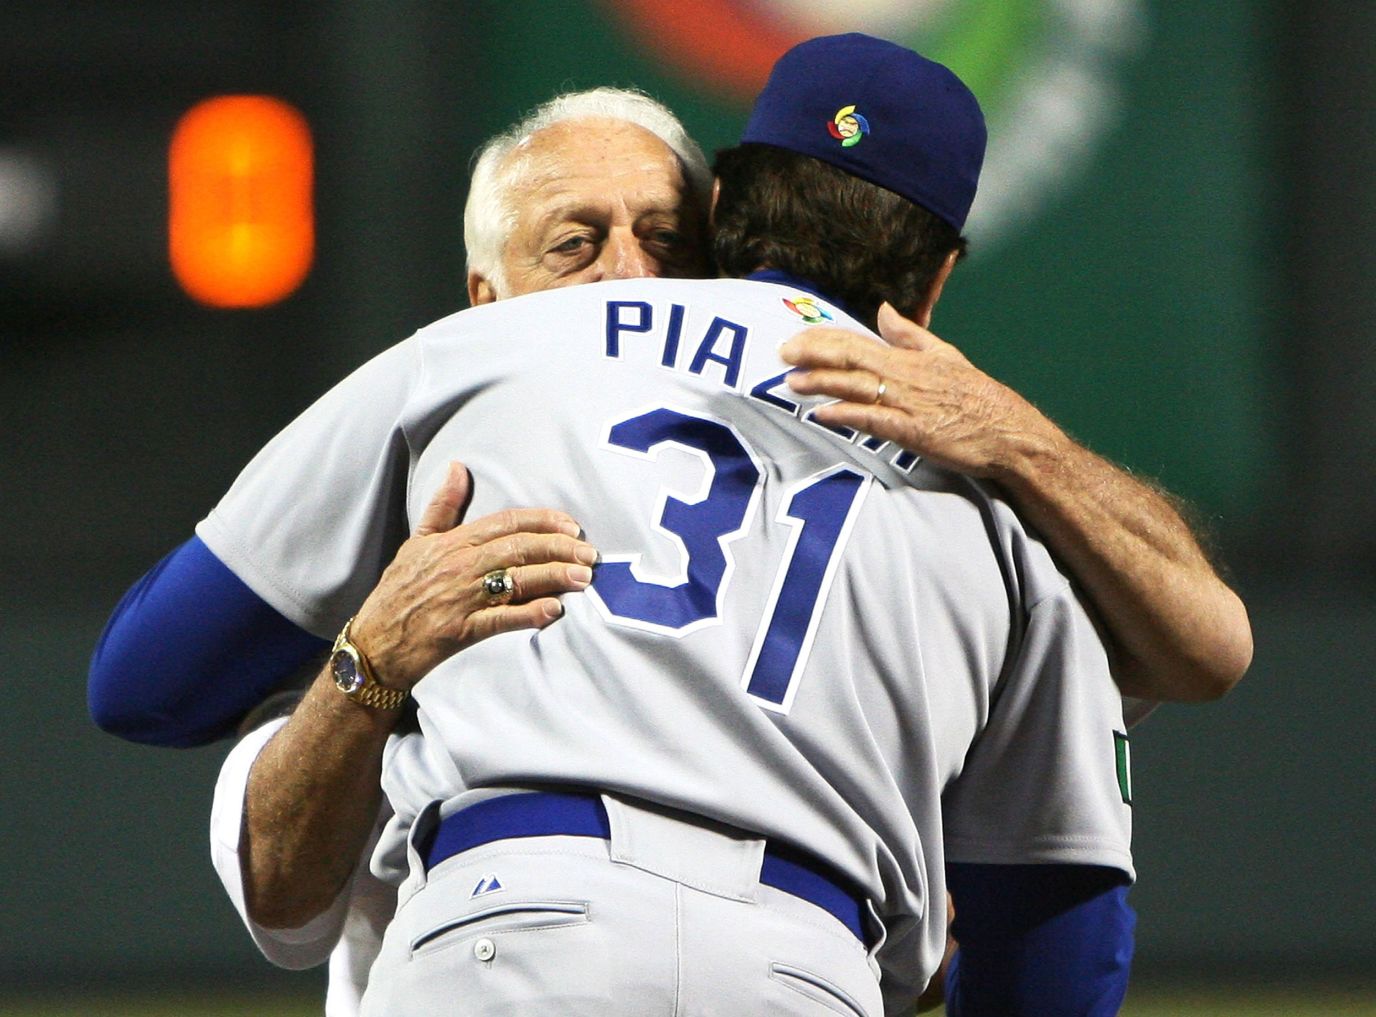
top-left (769, 961), bottom-right (871, 1017)
top-left (411, 900), bottom-right (590, 956)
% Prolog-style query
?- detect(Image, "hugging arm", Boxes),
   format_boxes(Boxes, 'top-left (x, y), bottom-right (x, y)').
top-left (781, 303), bottom-right (1252, 702)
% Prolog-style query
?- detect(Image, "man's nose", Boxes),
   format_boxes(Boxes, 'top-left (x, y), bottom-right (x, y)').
top-left (600, 231), bottom-right (657, 280)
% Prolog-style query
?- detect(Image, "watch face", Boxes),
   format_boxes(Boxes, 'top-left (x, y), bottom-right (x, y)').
top-left (331, 649), bottom-right (364, 695)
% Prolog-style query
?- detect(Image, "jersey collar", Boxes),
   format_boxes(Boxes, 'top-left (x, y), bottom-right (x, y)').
top-left (744, 269), bottom-right (861, 323)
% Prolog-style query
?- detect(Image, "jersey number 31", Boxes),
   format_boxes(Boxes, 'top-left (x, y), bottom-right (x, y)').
top-left (590, 408), bottom-right (869, 714)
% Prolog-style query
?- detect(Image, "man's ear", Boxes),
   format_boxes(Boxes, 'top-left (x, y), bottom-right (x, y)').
top-left (913, 249), bottom-right (959, 328)
top-left (468, 271), bottom-right (498, 306)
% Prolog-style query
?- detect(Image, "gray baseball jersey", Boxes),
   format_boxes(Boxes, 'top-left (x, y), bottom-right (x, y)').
top-left (198, 276), bottom-right (1132, 1011)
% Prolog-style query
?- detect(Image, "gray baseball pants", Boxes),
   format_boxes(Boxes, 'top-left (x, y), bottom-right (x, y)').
top-left (360, 793), bottom-right (883, 1016)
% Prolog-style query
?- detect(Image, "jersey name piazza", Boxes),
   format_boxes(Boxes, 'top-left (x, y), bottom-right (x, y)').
top-left (602, 293), bottom-right (921, 475)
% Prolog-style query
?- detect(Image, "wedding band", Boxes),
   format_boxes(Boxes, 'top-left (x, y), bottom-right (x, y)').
top-left (874, 379), bottom-right (887, 404)
top-left (481, 569), bottom-right (515, 603)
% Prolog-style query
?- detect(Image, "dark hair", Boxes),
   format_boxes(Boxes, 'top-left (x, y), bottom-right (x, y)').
top-left (712, 144), bottom-right (966, 326)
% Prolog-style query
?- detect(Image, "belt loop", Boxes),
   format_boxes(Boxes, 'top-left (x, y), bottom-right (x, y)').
top-left (602, 792), bottom-right (766, 904)
top-left (399, 800), bottom-right (442, 906)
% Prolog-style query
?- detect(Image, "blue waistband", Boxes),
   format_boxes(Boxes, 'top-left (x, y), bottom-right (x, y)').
top-left (421, 791), bottom-right (869, 945)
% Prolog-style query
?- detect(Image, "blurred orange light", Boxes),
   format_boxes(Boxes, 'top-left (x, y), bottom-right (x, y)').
top-left (169, 95), bottom-right (314, 308)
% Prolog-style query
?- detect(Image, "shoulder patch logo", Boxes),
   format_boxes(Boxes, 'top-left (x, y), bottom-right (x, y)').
top-left (783, 296), bottom-right (834, 324)
top-left (827, 105), bottom-right (870, 148)
top-left (1114, 731), bottom-right (1132, 805)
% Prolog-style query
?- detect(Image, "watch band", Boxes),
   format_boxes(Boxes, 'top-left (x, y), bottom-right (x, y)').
top-left (331, 616), bottom-right (409, 711)
top-left (348, 678), bottom-right (410, 711)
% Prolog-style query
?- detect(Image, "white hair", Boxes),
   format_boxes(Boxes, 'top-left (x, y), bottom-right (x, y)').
top-left (463, 87), bottom-right (712, 297)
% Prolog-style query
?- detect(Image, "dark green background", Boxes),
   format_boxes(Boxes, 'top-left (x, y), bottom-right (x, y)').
top-left (2, 0), bottom-right (1371, 1003)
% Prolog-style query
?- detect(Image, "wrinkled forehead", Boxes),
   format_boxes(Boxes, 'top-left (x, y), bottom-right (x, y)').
top-left (500, 118), bottom-right (691, 217)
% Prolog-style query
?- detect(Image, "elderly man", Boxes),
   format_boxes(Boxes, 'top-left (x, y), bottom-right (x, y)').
top-left (94, 56), bottom-right (1248, 1017)
top-left (94, 86), bottom-right (711, 1017)
top-left (88, 87), bottom-right (713, 747)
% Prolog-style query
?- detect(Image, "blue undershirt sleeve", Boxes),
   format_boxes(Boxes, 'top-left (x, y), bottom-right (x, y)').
top-left (88, 536), bottom-right (329, 748)
top-left (944, 862), bottom-right (1135, 1017)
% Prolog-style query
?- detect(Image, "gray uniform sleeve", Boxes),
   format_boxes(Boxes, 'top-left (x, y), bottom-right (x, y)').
top-left (196, 337), bottom-right (422, 637)
top-left (941, 583), bottom-right (1135, 879)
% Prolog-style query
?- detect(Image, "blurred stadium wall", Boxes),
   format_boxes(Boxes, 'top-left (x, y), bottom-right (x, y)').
top-left (2, 0), bottom-right (1371, 1000)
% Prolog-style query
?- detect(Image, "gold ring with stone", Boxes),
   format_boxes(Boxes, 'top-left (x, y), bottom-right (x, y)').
top-left (481, 569), bottom-right (515, 603)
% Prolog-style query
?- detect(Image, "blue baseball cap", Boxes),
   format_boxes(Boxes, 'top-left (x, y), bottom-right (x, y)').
top-left (741, 33), bottom-right (986, 231)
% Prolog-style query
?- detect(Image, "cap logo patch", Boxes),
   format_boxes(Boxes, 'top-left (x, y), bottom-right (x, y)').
top-left (783, 296), bottom-right (834, 324)
top-left (826, 105), bottom-right (870, 147)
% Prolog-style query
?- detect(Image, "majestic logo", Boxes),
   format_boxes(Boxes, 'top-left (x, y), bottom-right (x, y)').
top-left (783, 296), bottom-right (834, 324)
top-left (827, 105), bottom-right (869, 147)
top-left (471, 873), bottom-right (505, 897)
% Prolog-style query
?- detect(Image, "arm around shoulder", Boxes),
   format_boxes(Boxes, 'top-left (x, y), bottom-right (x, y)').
top-left (779, 305), bottom-right (1252, 702)
top-left (994, 425), bottom-right (1253, 702)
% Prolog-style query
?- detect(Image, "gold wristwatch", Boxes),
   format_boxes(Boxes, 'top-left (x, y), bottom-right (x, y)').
top-left (329, 616), bottom-right (409, 710)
